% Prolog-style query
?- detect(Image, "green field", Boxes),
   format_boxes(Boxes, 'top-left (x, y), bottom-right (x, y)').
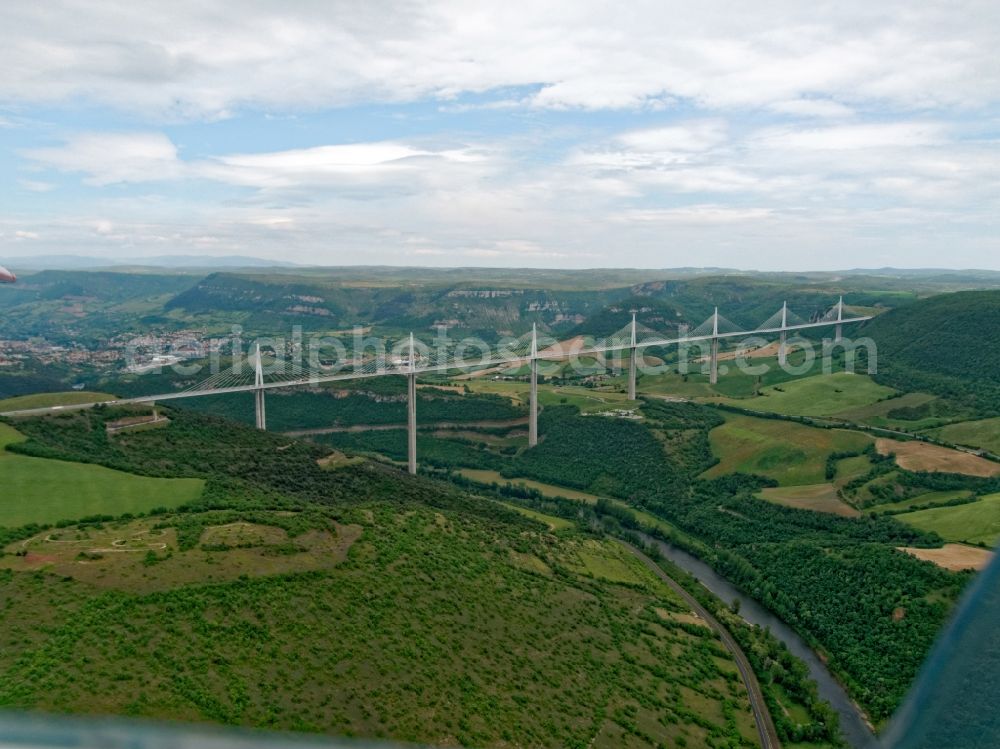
top-left (701, 413), bottom-right (872, 485)
top-left (926, 417), bottom-right (1000, 455)
top-left (501, 503), bottom-right (575, 530)
top-left (835, 392), bottom-right (940, 429)
top-left (635, 370), bottom-right (717, 399)
top-left (758, 484), bottom-right (860, 516)
top-left (458, 468), bottom-right (602, 503)
top-left (0, 391), bottom-right (115, 412)
top-left (720, 373), bottom-right (895, 417)
top-left (896, 492), bottom-right (1000, 546)
top-left (835, 454), bottom-right (874, 485)
top-left (863, 490), bottom-right (974, 515)
top-left (0, 423), bottom-right (204, 527)
top-left (465, 379), bottom-right (637, 415)
top-left (540, 386), bottom-right (636, 413)
top-left (461, 379), bottom-right (528, 404)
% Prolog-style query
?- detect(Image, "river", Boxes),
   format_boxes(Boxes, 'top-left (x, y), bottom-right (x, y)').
top-left (636, 532), bottom-right (877, 749)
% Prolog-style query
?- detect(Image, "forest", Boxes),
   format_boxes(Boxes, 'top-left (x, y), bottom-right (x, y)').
top-left (863, 289), bottom-right (1000, 415)
top-left (181, 381), bottom-right (525, 431)
top-left (423, 400), bottom-right (965, 721)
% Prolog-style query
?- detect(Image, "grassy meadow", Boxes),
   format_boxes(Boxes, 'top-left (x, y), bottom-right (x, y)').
top-left (719, 373), bottom-right (895, 418)
top-left (0, 391), bottom-right (115, 411)
top-left (701, 413), bottom-right (872, 485)
top-left (757, 484), bottom-right (860, 517)
top-left (0, 423), bottom-right (204, 527)
top-left (894, 492), bottom-right (1000, 546)
top-left (863, 490), bottom-right (974, 515)
top-left (926, 416), bottom-right (1000, 455)
top-left (458, 468), bottom-right (602, 503)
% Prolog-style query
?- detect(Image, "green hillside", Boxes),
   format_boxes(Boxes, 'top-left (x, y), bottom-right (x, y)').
top-left (718, 373), bottom-right (895, 418)
top-left (324, 399), bottom-right (966, 721)
top-left (0, 408), bottom-right (776, 748)
top-left (165, 272), bottom-right (626, 339)
top-left (895, 492), bottom-right (1000, 546)
top-left (0, 270), bottom-right (198, 345)
top-left (0, 423), bottom-right (204, 527)
top-left (862, 290), bottom-right (1000, 415)
top-left (926, 417), bottom-right (1000, 455)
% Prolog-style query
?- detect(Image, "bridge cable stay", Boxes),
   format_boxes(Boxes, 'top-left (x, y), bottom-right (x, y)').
top-left (755, 303), bottom-right (807, 332)
top-left (596, 322), bottom-right (638, 381)
top-left (755, 303), bottom-right (807, 365)
top-left (688, 309), bottom-right (741, 338)
top-left (814, 296), bottom-right (847, 342)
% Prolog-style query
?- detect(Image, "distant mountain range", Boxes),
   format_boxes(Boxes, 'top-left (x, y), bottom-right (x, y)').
top-left (1, 254), bottom-right (299, 270)
top-left (3, 255), bottom-right (999, 279)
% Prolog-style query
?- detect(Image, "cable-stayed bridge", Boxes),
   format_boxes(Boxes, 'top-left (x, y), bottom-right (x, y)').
top-left (1, 298), bottom-right (870, 475)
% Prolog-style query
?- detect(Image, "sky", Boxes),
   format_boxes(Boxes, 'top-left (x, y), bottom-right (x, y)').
top-left (1, 0), bottom-right (998, 270)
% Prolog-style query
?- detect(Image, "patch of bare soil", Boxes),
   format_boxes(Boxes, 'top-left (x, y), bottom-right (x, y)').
top-left (877, 438), bottom-right (1000, 478)
top-left (898, 544), bottom-right (994, 571)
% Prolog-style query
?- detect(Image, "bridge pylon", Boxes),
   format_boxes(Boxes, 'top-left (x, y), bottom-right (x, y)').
top-left (407, 332), bottom-right (417, 475)
top-left (835, 296), bottom-right (844, 343)
top-left (529, 323), bottom-right (538, 447)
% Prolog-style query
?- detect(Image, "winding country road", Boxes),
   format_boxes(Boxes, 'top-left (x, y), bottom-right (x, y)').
top-left (620, 541), bottom-right (781, 749)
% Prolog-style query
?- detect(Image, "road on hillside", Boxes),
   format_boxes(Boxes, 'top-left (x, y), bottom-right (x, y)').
top-left (282, 415), bottom-right (528, 437)
top-left (620, 541), bottom-right (781, 749)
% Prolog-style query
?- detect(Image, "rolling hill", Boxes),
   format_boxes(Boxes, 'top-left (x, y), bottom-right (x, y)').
top-left (0, 406), bottom-right (783, 748)
top-left (862, 290), bottom-right (1000, 415)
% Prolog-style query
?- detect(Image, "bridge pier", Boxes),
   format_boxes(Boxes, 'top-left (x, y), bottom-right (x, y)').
top-left (627, 312), bottom-right (637, 400)
top-left (709, 307), bottom-right (720, 385)
top-left (778, 301), bottom-right (788, 366)
top-left (835, 296), bottom-right (844, 343)
top-left (407, 333), bottom-right (417, 475)
top-left (255, 389), bottom-right (266, 430)
top-left (529, 323), bottom-right (538, 447)
top-left (253, 343), bottom-right (266, 430)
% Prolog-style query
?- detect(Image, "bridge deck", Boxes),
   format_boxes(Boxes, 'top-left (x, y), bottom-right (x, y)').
top-left (0, 316), bottom-right (870, 417)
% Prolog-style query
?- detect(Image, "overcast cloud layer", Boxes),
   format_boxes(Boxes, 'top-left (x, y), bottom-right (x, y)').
top-left (1, 0), bottom-right (998, 269)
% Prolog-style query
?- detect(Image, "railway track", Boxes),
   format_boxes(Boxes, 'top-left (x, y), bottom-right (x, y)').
top-left (620, 541), bottom-right (781, 749)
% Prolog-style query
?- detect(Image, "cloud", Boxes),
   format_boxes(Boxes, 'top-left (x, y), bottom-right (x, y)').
top-left (0, 2), bottom-right (997, 118)
top-left (3, 2), bottom-right (999, 271)
top-left (769, 99), bottom-right (854, 119)
top-left (752, 122), bottom-right (947, 151)
top-left (18, 178), bottom-right (55, 192)
top-left (23, 132), bottom-right (495, 194)
top-left (620, 206), bottom-right (774, 224)
top-left (23, 132), bottom-right (181, 185)
top-left (201, 142), bottom-right (491, 189)
top-left (569, 121), bottom-right (730, 172)
top-left (616, 121), bottom-right (729, 154)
